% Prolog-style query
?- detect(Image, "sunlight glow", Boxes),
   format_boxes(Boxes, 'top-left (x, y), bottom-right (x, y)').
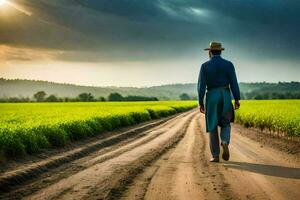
top-left (5, 1), bottom-right (32, 16)
top-left (0, 0), bottom-right (7, 6)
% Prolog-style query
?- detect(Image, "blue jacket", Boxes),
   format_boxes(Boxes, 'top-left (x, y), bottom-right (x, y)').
top-left (197, 55), bottom-right (240, 106)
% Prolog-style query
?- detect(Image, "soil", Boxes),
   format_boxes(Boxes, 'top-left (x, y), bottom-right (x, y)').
top-left (0, 110), bottom-right (299, 200)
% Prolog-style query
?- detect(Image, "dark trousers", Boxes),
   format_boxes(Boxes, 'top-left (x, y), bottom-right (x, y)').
top-left (209, 124), bottom-right (231, 158)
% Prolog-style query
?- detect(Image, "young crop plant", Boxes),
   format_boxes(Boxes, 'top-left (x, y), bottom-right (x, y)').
top-left (0, 101), bottom-right (197, 160)
top-left (235, 100), bottom-right (300, 137)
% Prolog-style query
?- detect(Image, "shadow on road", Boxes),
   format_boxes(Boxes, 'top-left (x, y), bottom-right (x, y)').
top-left (223, 161), bottom-right (300, 179)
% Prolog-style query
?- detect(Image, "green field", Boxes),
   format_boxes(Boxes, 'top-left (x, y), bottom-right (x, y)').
top-left (0, 101), bottom-right (197, 158)
top-left (236, 100), bottom-right (300, 137)
top-left (1, 100), bottom-right (299, 160)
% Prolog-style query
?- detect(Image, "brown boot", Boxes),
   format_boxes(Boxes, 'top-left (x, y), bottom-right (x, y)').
top-left (222, 142), bottom-right (230, 161)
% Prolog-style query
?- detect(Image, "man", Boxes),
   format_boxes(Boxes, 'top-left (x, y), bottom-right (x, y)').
top-left (197, 42), bottom-right (240, 162)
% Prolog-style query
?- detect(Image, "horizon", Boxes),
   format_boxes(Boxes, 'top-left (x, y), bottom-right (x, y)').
top-left (1, 77), bottom-right (299, 88)
top-left (1, 1), bottom-right (300, 86)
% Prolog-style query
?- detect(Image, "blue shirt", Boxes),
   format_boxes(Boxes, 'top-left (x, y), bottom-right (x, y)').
top-left (197, 55), bottom-right (240, 105)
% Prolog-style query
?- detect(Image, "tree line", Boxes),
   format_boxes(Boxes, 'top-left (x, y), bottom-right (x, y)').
top-left (240, 91), bottom-right (300, 100)
top-left (1, 90), bottom-right (299, 103)
top-left (179, 91), bottom-right (300, 100)
top-left (0, 91), bottom-right (158, 103)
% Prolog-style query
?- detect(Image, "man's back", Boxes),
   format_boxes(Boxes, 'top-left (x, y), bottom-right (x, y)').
top-left (198, 54), bottom-right (240, 106)
top-left (202, 55), bottom-right (234, 89)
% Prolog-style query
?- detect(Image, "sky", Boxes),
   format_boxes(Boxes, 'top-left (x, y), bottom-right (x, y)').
top-left (0, 0), bottom-right (299, 87)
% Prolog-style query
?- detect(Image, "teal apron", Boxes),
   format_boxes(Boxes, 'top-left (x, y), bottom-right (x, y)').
top-left (205, 87), bottom-right (234, 132)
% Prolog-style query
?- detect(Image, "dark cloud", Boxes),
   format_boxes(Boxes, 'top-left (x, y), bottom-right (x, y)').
top-left (76, 0), bottom-right (165, 20)
top-left (1, 0), bottom-right (299, 62)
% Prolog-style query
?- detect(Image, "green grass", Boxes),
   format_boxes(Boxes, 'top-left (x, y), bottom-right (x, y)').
top-left (0, 101), bottom-right (197, 158)
top-left (235, 100), bottom-right (300, 137)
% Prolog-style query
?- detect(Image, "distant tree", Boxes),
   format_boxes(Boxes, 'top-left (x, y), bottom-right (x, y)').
top-left (254, 94), bottom-right (263, 100)
top-left (58, 97), bottom-right (64, 102)
top-left (46, 94), bottom-right (58, 102)
top-left (285, 92), bottom-right (292, 99)
top-left (240, 92), bottom-right (246, 100)
top-left (245, 92), bottom-right (256, 99)
top-left (270, 92), bottom-right (279, 99)
top-left (63, 97), bottom-right (70, 102)
top-left (98, 96), bottom-right (106, 102)
top-left (261, 92), bottom-right (270, 99)
top-left (179, 93), bottom-right (191, 100)
top-left (0, 97), bottom-right (31, 103)
top-left (78, 93), bottom-right (94, 102)
top-left (123, 95), bottom-right (158, 101)
top-left (108, 93), bottom-right (124, 101)
top-left (64, 97), bottom-right (77, 102)
top-left (278, 93), bottom-right (285, 99)
top-left (33, 91), bottom-right (47, 102)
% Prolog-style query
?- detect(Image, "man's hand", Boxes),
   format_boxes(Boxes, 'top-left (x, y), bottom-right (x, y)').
top-left (234, 100), bottom-right (240, 110)
top-left (199, 105), bottom-right (205, 114)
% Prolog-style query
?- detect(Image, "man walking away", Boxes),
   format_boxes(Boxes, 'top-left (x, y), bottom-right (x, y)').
top-left (197, 42), bottom-right (240, 162)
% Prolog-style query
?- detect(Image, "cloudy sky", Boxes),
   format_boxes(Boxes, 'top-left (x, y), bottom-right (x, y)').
top-left (0, 0), bottom-right (299, 86)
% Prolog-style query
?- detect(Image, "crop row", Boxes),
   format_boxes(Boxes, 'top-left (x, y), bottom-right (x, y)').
top-left (0, 101), bottom-right (197, 160)
top-left (235, 100), bottom-right (300, 137)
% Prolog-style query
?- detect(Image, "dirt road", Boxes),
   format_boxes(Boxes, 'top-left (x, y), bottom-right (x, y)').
top-left (1, 110), bottom-right (300, 200)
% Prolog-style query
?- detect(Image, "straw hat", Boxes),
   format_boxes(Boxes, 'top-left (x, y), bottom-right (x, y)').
top-left (204, 41), bottom-right (225, 51)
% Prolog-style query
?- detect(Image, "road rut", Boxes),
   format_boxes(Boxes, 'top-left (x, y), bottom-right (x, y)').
top-left (1, 110), bottom-right (299, 200)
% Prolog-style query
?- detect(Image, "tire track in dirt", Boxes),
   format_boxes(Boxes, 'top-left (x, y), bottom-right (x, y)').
top-left (0, 111), bottom-right (192, 199)
top-left (122, 115), bottom-right (206, 200)
top-left (221, 129), bottom-right (300, 200)
top-left (0, 114), bottom-right (179, 192)
top-left (121, 112), bottom-right (300, 200)
top-left (2, 110), bottom-right (300, 200)
top-left (198, 114), bottom-right (300, 200)
top-left (1, 110), bottom-right (196, 200)
top-left (121, 112), bottom-right (237, 200)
